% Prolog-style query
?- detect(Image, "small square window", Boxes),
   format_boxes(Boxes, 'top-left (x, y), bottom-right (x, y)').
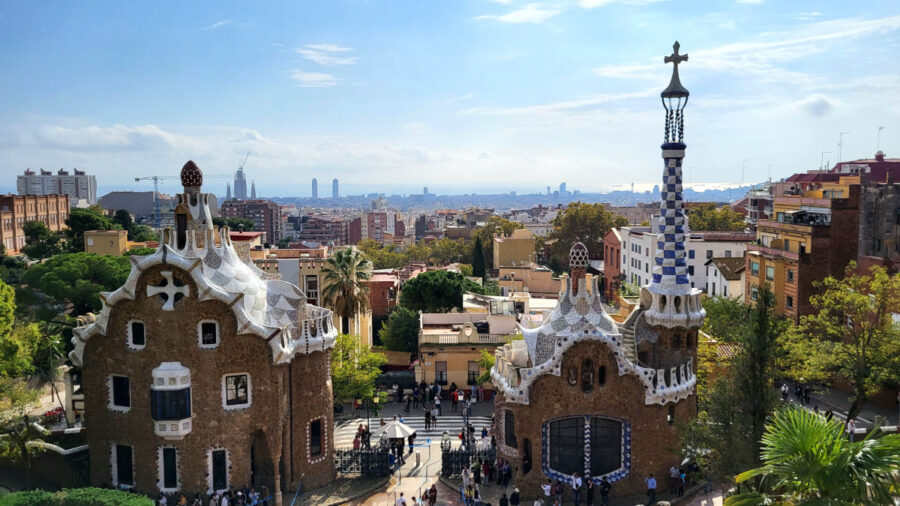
top-left (786, 295), bottom-right (794, 309)
top-left (706, 250), bottom-right (713, 259)
top-left (751, 262), bottom-right (760, 276)
top-left (198, 321), bottom-right (220, 349)
top-left (766, 266), bottom-right (775, 281)
top-left (223, 374), bottom-right (250, 409)
top-left (787, 270), bottom-right (794, 283)
top-left (750, 286), bottom-right (759, 301)
top-left (688, 250), bottom-right (695, 259)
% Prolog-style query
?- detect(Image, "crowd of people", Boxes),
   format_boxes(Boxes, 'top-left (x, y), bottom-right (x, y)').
top-left (155, 486), bottom-right (269, 506)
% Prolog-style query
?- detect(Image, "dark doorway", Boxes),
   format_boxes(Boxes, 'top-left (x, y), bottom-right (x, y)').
top-left (250, 430), bottom-right (275, 491)
top-left (522, 438), bottom-right (532, 475)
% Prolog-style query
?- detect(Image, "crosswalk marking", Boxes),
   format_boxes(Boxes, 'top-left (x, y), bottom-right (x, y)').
top-left (333, 415), bottom-right (493, 448)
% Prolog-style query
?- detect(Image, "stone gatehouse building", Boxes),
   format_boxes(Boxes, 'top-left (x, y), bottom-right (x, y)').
top-left (490, 43), bottom-right (705, 498)
top-left (70, 161), bottom-right (337, 503)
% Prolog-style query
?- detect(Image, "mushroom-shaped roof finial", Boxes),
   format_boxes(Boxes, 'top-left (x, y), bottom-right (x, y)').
top-left (181, 160), bottom-right (203, 188)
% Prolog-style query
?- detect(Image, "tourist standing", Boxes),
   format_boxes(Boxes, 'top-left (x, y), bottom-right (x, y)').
top-left (599, 477), bottom-right (611, 506)
top-left (435, 396), bottom-right (442, 416)
top-left (500, 492), bottom-right (509, 506)
top-left (510, 487), bottom-right (521, 506)
top-left (644, 474), bottom-right (656, 505)
top-left (428, 484), bottom-right (437, 506)
top-left (846, 418), bottom-right (857, 442)
top-left (395, 492), bottom-right (407, 506)
top-left (542, 479), bottom-right (552, 498)
top-left (572, 472), bottom-right (583, 505)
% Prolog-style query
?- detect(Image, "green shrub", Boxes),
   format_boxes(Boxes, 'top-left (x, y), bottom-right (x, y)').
top-left (0, 489), bottom-right (56, 506)
top-left (0, 488), bottom-right (153, 506)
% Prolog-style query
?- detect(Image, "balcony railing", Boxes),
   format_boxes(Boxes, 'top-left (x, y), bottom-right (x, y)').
top-left (419, 333), bottom-right (508, 345)
top-left (747, 244), bottom-right (799, 261)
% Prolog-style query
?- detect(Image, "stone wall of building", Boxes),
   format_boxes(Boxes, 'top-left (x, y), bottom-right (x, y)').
top-left (498, 339), bottom-right (695, 499)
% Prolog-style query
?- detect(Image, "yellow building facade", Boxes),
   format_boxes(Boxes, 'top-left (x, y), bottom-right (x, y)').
top-left (493, 228), bottom-right (536, 267)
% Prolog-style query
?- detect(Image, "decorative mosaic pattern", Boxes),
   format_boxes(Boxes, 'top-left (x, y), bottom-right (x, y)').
top-left (652, 145), bottom-right (689, 287)
top-left (540, 415), bottom-right (632, 484)
top-left (307, 416), bottom-right (329, 465)
top-left (70, 201), bottom-right (339, 367)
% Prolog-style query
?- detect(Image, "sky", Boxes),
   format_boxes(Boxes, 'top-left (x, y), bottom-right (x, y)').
top-left (1, 0), bottom-right (899, 198)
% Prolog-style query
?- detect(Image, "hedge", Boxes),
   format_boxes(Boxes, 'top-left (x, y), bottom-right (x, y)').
top-left (0, 488), bottom-right (153, 506)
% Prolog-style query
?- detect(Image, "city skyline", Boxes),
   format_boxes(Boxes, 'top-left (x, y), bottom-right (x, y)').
top-left (0, 2), bottom-right (897, 197)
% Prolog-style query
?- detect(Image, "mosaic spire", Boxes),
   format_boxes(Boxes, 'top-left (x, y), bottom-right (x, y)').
top-left (642, 42), bottom-right (705, 329)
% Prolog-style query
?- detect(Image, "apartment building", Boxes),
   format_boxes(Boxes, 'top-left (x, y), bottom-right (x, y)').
top-left (220, 199), bottom-right (282, 244)
top-left (619, 218), bottom-right (753, 292)
top-left (493, 228), bottom-right (536, 267)
top-left (0, 194), bottom-right (70, 254)
top-left (745, 172), bottom-right (861, 320)
top-left (17, 168), bottom-right (97, 206)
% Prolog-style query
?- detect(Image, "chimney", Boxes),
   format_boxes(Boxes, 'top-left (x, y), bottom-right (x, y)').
top-left (875, 151), bottom-right (885, 162)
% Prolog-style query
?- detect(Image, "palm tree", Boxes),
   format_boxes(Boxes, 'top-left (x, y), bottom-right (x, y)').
top-left (726, 406), bottom-right (900, 505)
top-left (321, 248), bottom-right (372, 334)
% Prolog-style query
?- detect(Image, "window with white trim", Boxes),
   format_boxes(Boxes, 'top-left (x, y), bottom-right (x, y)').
top-left (198, 320), bottom-right (220, 349)
top-left (127, 320), bottom-right (146, 350)
top-left (158, 447), bottom-right (179, 492)
top-left (112, 443), bottom-right (134, 487)
top-left (222, 374), bottom-right (251, 409)
top-left (109, 375), bottom-right (131, 412)
top-left (209, 448), bottom-right (229, 492)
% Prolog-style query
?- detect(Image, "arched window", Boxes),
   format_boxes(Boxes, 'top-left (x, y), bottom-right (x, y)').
top-left (546, 416), bottom-right (625, 478)
top-left (504, 410), bottom-right (518, 449)
top-left (581, 359), bottom-right (594, 392)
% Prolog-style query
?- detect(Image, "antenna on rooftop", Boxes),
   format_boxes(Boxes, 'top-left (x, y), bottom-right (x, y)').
top-left (876, 126), bottom-right (885, 153)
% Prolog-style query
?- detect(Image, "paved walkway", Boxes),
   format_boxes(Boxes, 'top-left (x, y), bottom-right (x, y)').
top-left (777, 383), bottom-right (899, 429)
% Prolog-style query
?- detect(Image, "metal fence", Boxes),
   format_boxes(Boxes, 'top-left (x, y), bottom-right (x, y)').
top-left (334, 448), bottom-right (392, 477)
top-left (441, 447), bottom-right (497, 477)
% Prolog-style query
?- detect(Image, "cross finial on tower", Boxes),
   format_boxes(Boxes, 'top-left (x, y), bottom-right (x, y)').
top-left (661, 41), bottom-right (689, 99)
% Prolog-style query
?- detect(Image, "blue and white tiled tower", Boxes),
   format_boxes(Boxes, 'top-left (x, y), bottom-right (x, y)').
top-left (641, 42), bottom-right (705, 329)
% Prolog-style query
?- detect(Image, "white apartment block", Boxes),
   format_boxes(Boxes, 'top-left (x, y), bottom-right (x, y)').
top-left (618, 217), bottom-right (754, 292)
top-left (18, 169), bottom-right (97, 206)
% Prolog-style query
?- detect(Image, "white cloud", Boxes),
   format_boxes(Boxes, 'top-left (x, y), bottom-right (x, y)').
top-left (296, 49), bottom-right (357, 66)
top-left (290, 70), bottom-right (340, 88)
top-left (304, 43), bottom-right (352, 52)
top-left (459, 89), bottom-right (657, 117)
top-left (579, 0), bottom-right (666, 8)
top-left (201, 20), bottom-right (231, 31)
top-left (477, 3), bottom-right (562, 23)
top-left (34, 124), bottom-right (191, 152)
top-left (795, 11), bottom-right (824, 21)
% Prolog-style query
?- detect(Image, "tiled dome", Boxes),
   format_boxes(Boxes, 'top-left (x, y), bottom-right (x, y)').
top-left (181, 160), bottom-right (203, 187)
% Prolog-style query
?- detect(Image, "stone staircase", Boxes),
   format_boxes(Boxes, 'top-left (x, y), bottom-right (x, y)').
top-left (619, 309), bottom-right (641, 363)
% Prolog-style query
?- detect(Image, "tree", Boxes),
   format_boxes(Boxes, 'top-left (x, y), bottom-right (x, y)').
top-left (64, 207), bottom-right (113, 252)
top-left (213, 216), bottom-right (255, 231)
top-left (321, 248), bottom-right (371, 332)
top-left (23, 253), bottom-right (131, 314)
top-left (112, 209), bottom-right (133, 231)
top-left (378, 307), bottom-right (420, 352)
top-left (357, 239), bottom-right (405, 269)
top-left (546, 202), bottom-right (627, 272)
top-left (685, 203), bottom-right (745, 231)
top-left (727, 407), bottom-right (900, 505)
top-left (124, 246), bottom-right (156, 256)
top-left (330, 333), bottom-right (387, 402)
top-left (472, 236), bottom-right (486, 279)
top-left (702, 296), bottom-right (749, 342)
top-left (681, 283), bottom-right (782, 482)
top-left (21, 221), bottom-right (63, 259)
top-left (785, 263), bottom-right (900, 421)
top-left (400, 269), bottom-right (483, 313)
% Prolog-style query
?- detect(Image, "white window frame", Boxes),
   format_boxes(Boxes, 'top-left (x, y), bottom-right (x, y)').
top-left (157, 446), bottom-right (180, 493)
top-left (206, 448), bottom-right (230, 494)
top-left (108, 374), bottom-right (131, 413)
top-left (307, 416), bottom-right (328, 464)
top-left (221, 373), bottom-right (252, 410)
top-left (126, 320), bottom-right (146, 351)
top-left (111, 443), bottom-right (135, 489)
top-left (197, 320), bottom-right (220, 349)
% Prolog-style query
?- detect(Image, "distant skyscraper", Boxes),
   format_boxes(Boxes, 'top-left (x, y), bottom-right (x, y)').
top-left (546, 186), bottom-right (551, 195)
top-left (423, 186), bottom-right (428, 196)
top-left (312, 178), bottom-right (318, 199)
top-left (559, 182), bottom-right (567, 194)
top-left (250, 181), bottom-right (257, 199)
top-left (332, 178), bottom-right (339, 199)
top-left (226, 182), bottom-right (232, 200)
top-left (234, 168), bottom-right (248, 200)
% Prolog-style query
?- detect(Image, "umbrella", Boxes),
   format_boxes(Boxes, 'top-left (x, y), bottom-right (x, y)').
top-left (374, 420), bottom-right (416, 439)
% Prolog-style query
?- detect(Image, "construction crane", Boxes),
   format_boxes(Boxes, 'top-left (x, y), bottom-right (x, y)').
top-left (239, 152), bottom-right (250, 172)
top-left (135, 173), bottom-right (232, 228)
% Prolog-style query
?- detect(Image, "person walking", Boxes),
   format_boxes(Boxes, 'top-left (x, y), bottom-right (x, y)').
top-left (781, 383), bottom-right (789, 402)
top-left (585, 480), bottom-right (594, 506)
top-left (554, 480), bottom-right (563, 505)
top-left (424, 409), bottom-right (431, 431)
top-left (599, 477), bottom-right (611, 506)
top-left (431, 406), bottom-right (439, 428)
top-left (846, 418), bottom-right (857, 442)
top-left (572, 472), bottom-right (583, 506)
top-left (435, 396), bottom-right (442, 416)
top-left (428, 484), bottom-right (437, 506)
top-left (510, 487), bottom-right (521, 506)
top-left (542, 480), bottom-right (552, 498)
top-left (395, 492), bottom-right (407, 506)
top-left (500, 492), bottom-right (509, 506)
top-left (644, 474), bottom-right (657, 505)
